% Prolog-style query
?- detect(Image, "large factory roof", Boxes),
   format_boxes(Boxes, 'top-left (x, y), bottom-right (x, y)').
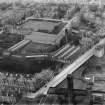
top-left (25, 32), bottom-right (58, 45)
top-left (21, 18), bottom-right (67, 45)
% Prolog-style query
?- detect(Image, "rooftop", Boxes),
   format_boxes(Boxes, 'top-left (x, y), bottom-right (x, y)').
top-left (21, 18), bottom-right (67, 45)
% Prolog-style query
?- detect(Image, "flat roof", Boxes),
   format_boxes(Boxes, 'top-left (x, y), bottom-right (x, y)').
top-left (21, 18), bottom-right (67, 45)
top-left (19, 42), bottom-right (56, 55)
top-left (25, 32), bottom-right (57, 45)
